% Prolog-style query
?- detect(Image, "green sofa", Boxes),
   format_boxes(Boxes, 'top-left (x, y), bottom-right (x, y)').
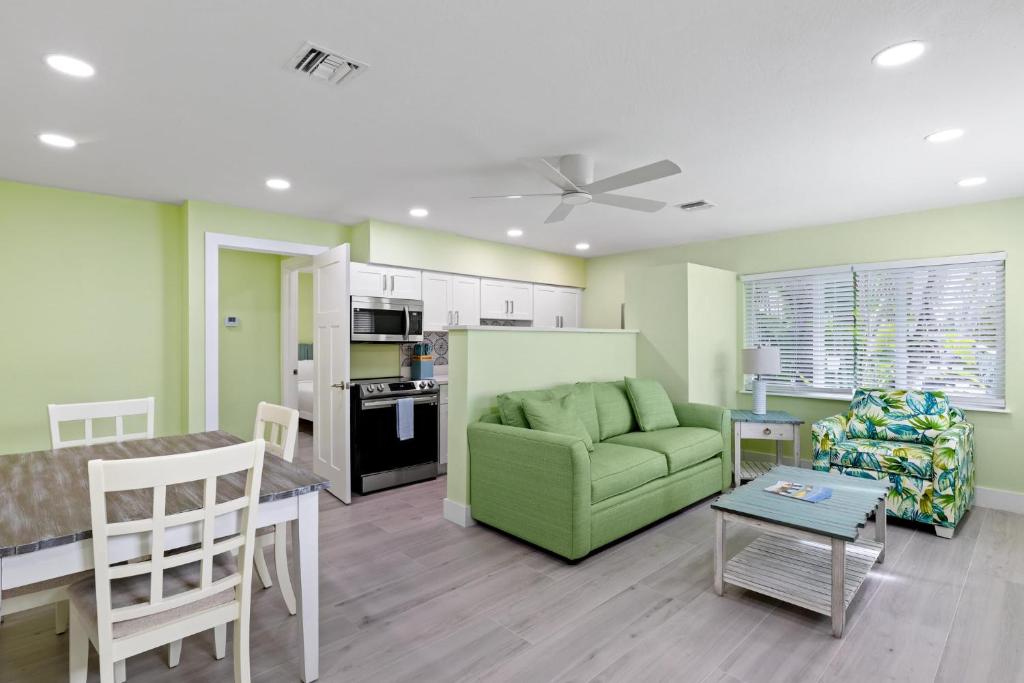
top-left (468, 381), bottom-right (731, 560)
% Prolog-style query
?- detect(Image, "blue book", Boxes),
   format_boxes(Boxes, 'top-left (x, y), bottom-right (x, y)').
top-left (765, 480), bottom-right (833, 503)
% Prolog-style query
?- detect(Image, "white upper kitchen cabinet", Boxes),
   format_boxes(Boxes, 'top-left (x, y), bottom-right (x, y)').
top-left (481, 278), bottom-right (533, 321)
top-left (450, 275), bottom-right (481, 326)
top-left (350, 262), bottom-right (422, 299)
top-left (533, 285), bottom-right (581, 328)
top-left (422, 272), bottom-right (481, 329)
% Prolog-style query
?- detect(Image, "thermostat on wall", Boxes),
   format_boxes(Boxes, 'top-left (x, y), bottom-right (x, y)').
top-left (224, 315), bottom-right (240, 327)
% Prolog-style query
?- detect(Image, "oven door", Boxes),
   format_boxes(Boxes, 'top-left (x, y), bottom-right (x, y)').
top-left (351, 297), bottom-right (424, 343)
top-left (351, 394), bottom-right (439, 492)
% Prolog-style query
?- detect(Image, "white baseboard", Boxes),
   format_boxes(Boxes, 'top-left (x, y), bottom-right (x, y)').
top-left (975, 486), bottom-right (1024, 515)
top-left (443, 498), bottom-right (476, 527)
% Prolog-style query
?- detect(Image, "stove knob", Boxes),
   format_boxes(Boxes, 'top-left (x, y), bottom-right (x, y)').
top-left (366, 385), bottom-right (375, 393)
top-left (428, 380), bottom-right (436, 388)
top-left (418, 381), bottom-right (425, 388)
top-left (377, 383), bottom-right (385, 392)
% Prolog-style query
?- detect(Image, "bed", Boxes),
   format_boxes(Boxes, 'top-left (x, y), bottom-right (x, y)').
top-left (297, 360), bottom-right (314, 421)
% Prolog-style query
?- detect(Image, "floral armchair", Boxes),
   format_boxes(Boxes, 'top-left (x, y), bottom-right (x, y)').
top-left (812, 388), bottom-right (975, 538)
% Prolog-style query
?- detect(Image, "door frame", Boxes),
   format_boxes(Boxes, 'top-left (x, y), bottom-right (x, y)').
top-left (281, 257), bottom-right (314, 414)
top-left (204, 232), bottom-right (327, 431)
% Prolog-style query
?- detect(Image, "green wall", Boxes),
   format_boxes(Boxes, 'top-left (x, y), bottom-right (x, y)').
top-left (353, 220), bottom-right (587, 288)
top-left (218, 250), bottom-right (282, 439)
top-left (446, 328), bottom-right (638, 505)
top-left (584, 196), bottom-right (1024, 493)
top-left (297, 272), bottom-right (313, 344)
top-left (0, 180), bottom-right (185, 454)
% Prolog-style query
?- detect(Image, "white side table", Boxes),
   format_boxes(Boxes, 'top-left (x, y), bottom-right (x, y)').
top-left (730, 409), bottom-right (805, 487)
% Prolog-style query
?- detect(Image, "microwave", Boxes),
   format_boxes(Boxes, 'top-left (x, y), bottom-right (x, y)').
top-left (351, 296), bottom-right (424, 343)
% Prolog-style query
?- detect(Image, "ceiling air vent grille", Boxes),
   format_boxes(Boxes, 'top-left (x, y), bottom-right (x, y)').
top-left (289, 42), bottom-right (368, 86)
top-left (678, 200), bottom-right (715, 212)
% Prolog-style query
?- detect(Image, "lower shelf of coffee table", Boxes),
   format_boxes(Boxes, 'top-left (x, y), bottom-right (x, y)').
top-left (723, 532), bottom-right (883, 615)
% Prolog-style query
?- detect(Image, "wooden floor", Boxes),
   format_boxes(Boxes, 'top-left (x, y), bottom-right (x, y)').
top-left (3, 425), bottom-right (1023, 682)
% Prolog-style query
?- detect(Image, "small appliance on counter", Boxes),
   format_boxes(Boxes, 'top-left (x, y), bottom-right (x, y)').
top-left (349, 376), bottom-right (439, 494)
top-left (410, 341), bottom-right (433, 380)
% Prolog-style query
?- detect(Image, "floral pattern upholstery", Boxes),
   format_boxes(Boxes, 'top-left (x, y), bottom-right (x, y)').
top-left (812, 388), bottom-right (975, 532)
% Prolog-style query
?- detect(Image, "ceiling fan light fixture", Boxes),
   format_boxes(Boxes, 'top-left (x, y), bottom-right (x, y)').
top-left (561, 191), bottom-right (592, 206)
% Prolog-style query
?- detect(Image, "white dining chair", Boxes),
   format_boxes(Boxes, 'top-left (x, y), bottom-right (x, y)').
top-left (251, 402), bottom-right (299, 615)
top-left (0, 398), bottom-right (158, 642)
top-left (68, 439), bottom-right (265, 683)
top-left (48, 397), bottom-right (155, 449)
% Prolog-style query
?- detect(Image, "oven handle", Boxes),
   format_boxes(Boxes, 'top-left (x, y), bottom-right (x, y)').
top-left (361, 396), bottom-right (438, 410)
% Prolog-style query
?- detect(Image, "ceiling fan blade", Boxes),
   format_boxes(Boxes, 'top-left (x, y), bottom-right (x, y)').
top-left (590, 193), bottom-right (666, 212)
top-left (544, 203), bottom-right (574, 223)
top-left (581, 159), bottom-right (681, 195)
top-left (520, 157), bottom-right (580, 192)
top-left (470, 193), bottom-right (562, 199)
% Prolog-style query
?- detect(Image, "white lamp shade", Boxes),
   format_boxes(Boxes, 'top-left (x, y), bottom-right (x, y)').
top-left (742, 347), bottom-right (780, 375)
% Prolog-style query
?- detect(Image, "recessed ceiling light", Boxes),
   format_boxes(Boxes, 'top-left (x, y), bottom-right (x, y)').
top-left (575, 242), bottom-right (590, 251)
top-left (45, 54), bottom-right (95, 78)
top-left (38, 132), bottom-right (76, 149)
top-left (409, 207), bottom-right (429, 218)
top-left (958, 176), bottom-right (987, 188)
top-left (925, 128), bottom-right (964, 143)
top-left (872, 41), bottom-right (926, 67)
top-left (265, 178), bottom-right (291, 190)
top-left (506, 228), bottom-right (523, 237)
top-left (506, 195), bottom-right (523, 199)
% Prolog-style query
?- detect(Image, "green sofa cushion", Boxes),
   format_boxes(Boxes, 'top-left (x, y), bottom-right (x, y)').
top-left (571, 383), bottom-right (601, 443)
top-left (606, 427), bottom-right (722, 473)
top-left (624, 377), bottom-right (679, 432)
top-left (593, 381), bottom-right (638, 441)
top-left (846, 388), bottom-right (952, 445)
top-left (497, 384), bottom-right (600, 442)
top-left (521, 393), bottom-right (595, 452)
top-left (496, 388), bottom-right (558, 429)
top-left (588, 442), bottom-right (668, 503)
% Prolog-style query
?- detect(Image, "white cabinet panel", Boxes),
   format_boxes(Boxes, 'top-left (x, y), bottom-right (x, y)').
top-left (557, 289), bottom-right (580, 328)
top-left (422, 271), bottom-right (451, 331)
top-left (481, 278), bottom-right (533, 320)
top-left (532, 285), bottom-right (580, 327)
top-left (350, 262), bottom-right (388, 297)
top-left (451, 276), bottom-right (481, 326)
top-left (388, 266), bottom-right (422, 299)
top-left (507, 281), bottom-right (533, 321)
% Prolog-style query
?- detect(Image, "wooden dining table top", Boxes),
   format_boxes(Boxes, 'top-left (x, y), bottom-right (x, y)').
top-left (0, 431), bottom-right (329, 558)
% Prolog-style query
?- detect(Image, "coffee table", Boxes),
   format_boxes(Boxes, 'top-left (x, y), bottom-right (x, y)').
top-left (711, 466), bottom-right (890, 637)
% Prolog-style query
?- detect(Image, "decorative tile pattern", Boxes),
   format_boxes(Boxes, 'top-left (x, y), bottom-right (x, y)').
top-left (401, 331), bottom-right (448, 367)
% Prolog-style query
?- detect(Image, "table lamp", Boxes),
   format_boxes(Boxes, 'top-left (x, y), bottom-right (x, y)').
top-left (743, 346), bottom-right (780, 415)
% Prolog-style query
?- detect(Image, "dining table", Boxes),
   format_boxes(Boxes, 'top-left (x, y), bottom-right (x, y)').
top-left (0, 430), bottom-right (329, 682)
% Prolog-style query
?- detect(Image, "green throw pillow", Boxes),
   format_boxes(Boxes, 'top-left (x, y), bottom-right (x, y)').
top-left (624, 377), bottom-right (679, 432)
top-left (521, 394), bottom-right (595, 452)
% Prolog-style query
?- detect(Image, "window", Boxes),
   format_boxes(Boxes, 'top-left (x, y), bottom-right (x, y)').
top-left (742, 253), bottom-right (1006, 409)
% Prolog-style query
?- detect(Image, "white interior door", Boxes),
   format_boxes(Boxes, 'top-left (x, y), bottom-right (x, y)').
top-left (313, 243), bottom-right (352, 503)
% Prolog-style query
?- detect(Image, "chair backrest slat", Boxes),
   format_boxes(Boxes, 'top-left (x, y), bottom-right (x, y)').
top-left (49, 397), bottom-right (155, 449)
top-left (87, 440), bottom-right (265, 641)
top-left (253, 401), bottom-right (299, 463)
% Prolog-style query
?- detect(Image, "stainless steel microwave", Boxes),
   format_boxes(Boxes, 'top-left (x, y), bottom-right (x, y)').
top-left (351, 296), bottom-right (424, 343)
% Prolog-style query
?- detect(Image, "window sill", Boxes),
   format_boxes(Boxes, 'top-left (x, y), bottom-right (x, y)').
top-left (738, 390), bottom-right (1010, 414)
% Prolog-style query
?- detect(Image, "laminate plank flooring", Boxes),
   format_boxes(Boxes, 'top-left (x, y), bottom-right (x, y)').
top-left (1, 423), bottom-right (1020, 682)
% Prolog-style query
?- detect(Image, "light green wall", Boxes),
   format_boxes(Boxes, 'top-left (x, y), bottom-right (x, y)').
top-left (584, 196), bottom-right (1024, 493)
top-left (351, 344), bottom-right (401, 378)
top-left (686, 263), bottom-right (738, 407)
top-left (0, 180), bottom-right (185, 454)
top-left (353, 220), bottom-right (587, 288)
top-left (625, 264), bottom-right (689, 402)
top-left (446, 329), bottom-right (638, 505)
top-left (297, 272), bottom-right (313, 344)
top-left (218, 250), bottom-right (282, 439)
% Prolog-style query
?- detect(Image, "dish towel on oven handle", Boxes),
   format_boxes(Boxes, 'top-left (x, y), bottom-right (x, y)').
top-left (396, 397), bottom-right (415, 441)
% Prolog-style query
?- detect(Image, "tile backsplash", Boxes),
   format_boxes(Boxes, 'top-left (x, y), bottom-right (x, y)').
top-left (401, 331), bottom-right (448, 367)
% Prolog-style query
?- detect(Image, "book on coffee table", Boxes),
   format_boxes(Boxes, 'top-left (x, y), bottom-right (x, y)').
top-left (765, 480), bottom-right (833, 503)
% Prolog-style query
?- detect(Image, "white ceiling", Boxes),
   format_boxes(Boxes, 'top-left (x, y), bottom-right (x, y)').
top-left (2, 0), bottom-right (1023, 257)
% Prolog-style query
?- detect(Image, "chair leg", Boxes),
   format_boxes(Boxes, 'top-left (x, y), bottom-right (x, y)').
top-left (274, 524), bottom-right (297, 615)
top-left (168, 639), bottom-right (182, 667)
top-left (233, 617), bottom-right (251, 683)
top-left (935, 525), bottom-right (955, 539)
top-left (99, 659), bottom-right (117, 683)
top-left (215, 623), bottom-right (227, 660)
top-left (254, 544), bottom-right (274, 589)
top-left (69, 608), bottom-right (89, 683)
top-left (115, 660), bottom-right (127, 683)
top-left (55, 600), bottom-right (69, 635)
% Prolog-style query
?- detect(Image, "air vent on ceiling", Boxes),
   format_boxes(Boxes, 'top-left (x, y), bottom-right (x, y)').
top-left (288, 42), bottom-right (368, 86)
top-left (678, 200), bottom-right (716, 212)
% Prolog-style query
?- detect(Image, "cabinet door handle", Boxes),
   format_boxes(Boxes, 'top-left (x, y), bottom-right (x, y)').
top-left (456, 310), bottom-right (460, 325)
top-left (390, 275), bottom-right (395, 293)
top-left (511, 300), bottom-right (515, 315)
top-left (382, 273), bottom-right (387, 292)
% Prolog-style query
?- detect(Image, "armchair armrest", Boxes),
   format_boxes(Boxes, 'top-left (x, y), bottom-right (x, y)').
top-left (673, 402), bottom-right (731, 490)
top-left (467, 422), bottom-right (592, 559)
top-left (931, 420), bottom-right (976, 527)
top-left (811, 413), bottom-right (848, 471)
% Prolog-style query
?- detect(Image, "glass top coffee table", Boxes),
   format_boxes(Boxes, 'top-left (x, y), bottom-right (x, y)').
top-left (711, 465), bottom-right (890, 637)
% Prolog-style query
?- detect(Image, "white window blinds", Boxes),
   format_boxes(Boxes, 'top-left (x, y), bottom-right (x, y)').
top-left (742, 253), bottom-right (1006, 409)
top-left (743, 268), bottom-right (856, 398)
top-left (854, 256), bottom-right (1005, 409)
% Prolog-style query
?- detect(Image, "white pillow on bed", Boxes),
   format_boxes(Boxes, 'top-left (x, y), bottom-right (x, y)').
top-left (297, 360), bottom-right (314, 381)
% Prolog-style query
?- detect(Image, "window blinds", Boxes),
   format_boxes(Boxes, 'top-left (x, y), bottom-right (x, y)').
top-left (742, 253), bottom-right (1005, 409)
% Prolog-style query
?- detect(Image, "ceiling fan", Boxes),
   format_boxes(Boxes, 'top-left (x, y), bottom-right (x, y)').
top-left (473, 154), bottom-right (681, 223)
